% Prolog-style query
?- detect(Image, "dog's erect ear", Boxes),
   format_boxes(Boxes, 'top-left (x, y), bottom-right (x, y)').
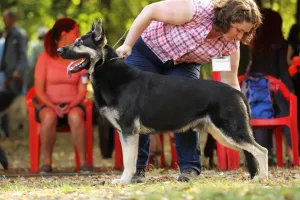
top-left (90, 20), bottom-right (95, 32)
top-left (94, 19), bottom-right (104, 42)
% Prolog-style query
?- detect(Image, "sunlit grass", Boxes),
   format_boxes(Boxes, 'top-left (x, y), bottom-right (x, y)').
top-left (1, 168), bottom-right (300, 200)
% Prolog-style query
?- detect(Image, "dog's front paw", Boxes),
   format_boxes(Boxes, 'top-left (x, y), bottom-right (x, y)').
top-left (111, 179), bottom-right (122, 184)
top-left (252, 175), bottom-right (268, 181)
top-left (111, 178), bottom-right (130, 185)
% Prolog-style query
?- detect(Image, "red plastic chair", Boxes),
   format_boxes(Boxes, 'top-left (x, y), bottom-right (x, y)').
top-left (288, 56), bottom-right (300, 76)
top-left (26, 87), bottom-right (93, 173)
top-left (239, 74), bottom-right (299, 166)
top-left (212, 72), bottom-right (240, 170)
top-left (114, 130), bottom-right (178, 169)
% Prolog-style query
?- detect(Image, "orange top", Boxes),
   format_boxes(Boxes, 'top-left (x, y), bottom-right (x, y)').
top-left (34, 52), bottom-right (86, 104)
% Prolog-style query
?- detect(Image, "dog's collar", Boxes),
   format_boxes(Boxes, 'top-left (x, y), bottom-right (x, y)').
top-left (99, 56), bottom-right (122, 66)
top-left (106, 57), bottom-right (122, 62)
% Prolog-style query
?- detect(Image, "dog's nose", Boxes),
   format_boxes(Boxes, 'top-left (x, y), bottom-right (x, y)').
top-left (57, 48), bottom-right (64, 55)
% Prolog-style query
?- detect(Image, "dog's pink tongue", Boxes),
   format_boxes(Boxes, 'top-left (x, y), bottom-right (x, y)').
top-left (67, 59), bottom-right (82, 79)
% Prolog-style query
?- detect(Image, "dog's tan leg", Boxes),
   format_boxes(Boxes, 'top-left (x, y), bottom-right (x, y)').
top-left (241, 143), bottom-right (268, 180)
top-left (112, 132), bottom-right (139, 184)
top-left (206, 121), bottom-right (268, 180)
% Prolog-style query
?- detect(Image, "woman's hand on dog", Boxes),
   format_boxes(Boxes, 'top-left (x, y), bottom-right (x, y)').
top-left (116, 44), bottom-right (132, 58)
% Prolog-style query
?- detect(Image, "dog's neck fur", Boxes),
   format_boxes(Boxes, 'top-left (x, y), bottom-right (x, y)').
top-left (91, 45), bottom-right (138, 107)
top-left (93, 45), bottom-right (119, 67)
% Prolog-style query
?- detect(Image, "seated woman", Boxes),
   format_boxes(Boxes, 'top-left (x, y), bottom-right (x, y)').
top-left (34, 18), bottom-right (91, 173)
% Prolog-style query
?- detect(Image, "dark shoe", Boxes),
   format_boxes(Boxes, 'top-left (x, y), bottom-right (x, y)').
top-left (80, 163), bottom-right (93, 173)
top-left (131, 168), bottom-right (146, 183)
top-left (178, 168), bottom-right (199, 182)
top-left (268, 151), bottom-right (277, 166)
top-left (39, 164), bottom-right (52, 174)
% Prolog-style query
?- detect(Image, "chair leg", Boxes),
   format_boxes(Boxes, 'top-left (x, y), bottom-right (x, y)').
top-left (114, 130), bottom-right (123, 169)
top-left (227, 148), bottom-right (240, 170)
top-left (74, 147), bottom-right (80, 171)
top-left (169, 134), bottom-right (178, 169)
top-left (30, 125), bottom-right (40, 173)
top-left (159, 134), bottom-right (165, 168)
top-left (290, 122), bottom-right (299, 166)
top-left (217, 142), bottom-right (227, 170)
top-left (274, 127), bottom-right (284, 167)
top-left (85, 123), bottom-right (93, 166)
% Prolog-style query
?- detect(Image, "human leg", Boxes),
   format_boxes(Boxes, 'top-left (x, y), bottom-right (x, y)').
top-left (39, 107), bottom-right (58, 167)
top-left (164, 63), bottom-right (201, 181)
top-left (68, 107), bottom-right (87, 166)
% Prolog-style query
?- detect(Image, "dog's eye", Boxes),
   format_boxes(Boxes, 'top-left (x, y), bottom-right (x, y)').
top-left (75, 39), bottom-right (83, 47)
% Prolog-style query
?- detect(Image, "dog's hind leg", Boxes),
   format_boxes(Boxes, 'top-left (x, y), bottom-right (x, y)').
top-left (112, 129), bottom-right (139, 184)
top-left (205, 121), bottom-right (268, 180)
top-left (240, 142), bottom-right (268, 180)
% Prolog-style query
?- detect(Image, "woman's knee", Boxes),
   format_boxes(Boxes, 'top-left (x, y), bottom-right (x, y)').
top-left (68, 107), bottom-right (84, 126)
top-left (40, 108), bottom-right (57, 127)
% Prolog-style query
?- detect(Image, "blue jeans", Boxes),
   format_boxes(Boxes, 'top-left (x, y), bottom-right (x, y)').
top-left (125, 37), bottom-right (201, 173)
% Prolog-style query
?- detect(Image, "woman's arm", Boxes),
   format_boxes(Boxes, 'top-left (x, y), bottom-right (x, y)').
top-left (220, 49), bottom-right (241, 90)
top-left (34, 79), bottom-right (56, 110)
top-left (117, 0), bottom-right (195, 57)
top-left (34, 54), bottom-right (56, 110)
top-left (68, 80), bottom-right (87, 108)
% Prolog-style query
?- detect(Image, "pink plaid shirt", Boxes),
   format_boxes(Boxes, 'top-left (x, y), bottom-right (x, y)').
top-left (141, 0), bottom-right (239, 64)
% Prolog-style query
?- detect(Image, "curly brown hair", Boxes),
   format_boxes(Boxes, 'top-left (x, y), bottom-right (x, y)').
top-left (212, 0), bottom-right (262, 45)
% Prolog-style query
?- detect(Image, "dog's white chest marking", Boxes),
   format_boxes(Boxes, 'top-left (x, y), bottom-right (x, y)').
top-left (99, 107), bottom-right (121, 131)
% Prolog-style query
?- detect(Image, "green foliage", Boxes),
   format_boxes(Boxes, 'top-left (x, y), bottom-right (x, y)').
top-left (263, 0), bottom-right (297, 38)
top-left (0, 0), bottom-right (156, 45)
top-left (0, 0), bottom-right (298, 43)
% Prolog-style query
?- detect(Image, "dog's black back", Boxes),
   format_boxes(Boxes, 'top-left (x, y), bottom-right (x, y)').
top-left (93, 46), bottom-right (251, 138)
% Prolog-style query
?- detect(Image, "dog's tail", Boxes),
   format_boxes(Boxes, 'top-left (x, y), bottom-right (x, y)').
top-left (0, 145), bottom-right (8, 170)
top-left (238, 92), bottom-right (259, 179)
top-left (243, 150), bottom-right (258, 179)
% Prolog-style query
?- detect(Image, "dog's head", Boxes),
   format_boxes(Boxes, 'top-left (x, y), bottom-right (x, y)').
top-left (57, 19), bottom-right (107, 76)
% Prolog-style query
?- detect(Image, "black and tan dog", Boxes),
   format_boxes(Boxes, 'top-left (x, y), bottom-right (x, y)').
top-left (57, 19), bottom-right (268, 184)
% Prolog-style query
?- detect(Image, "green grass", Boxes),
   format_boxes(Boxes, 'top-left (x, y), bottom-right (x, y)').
top-left (1, 168), bottom-right (300, 200)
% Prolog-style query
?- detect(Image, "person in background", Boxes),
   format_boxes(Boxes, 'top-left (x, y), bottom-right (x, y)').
top-left (288, 18), bottom-right (300, 163)
top-left (0, 29), bottom-right (5, 92)
top-left (249, 9), bottom-right (294, 165)
top-left (26, 26), bottom-right (48, 90)
top-left (0, 9), bottom-right (29, 137)
top-left (34, 18), bottom-right (92, 173)
top-left (30, 27), bottom-right (48, 68)
top-left (0, 8), bottom-right (28, 93)
top-left (287, 18), bottom-right (300, 65)
top-left (116, 0), bottom-right (262, 182)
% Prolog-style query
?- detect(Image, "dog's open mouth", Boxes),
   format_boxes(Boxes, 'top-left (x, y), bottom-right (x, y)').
top-left (67, 58), bottom-right (90, 78)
